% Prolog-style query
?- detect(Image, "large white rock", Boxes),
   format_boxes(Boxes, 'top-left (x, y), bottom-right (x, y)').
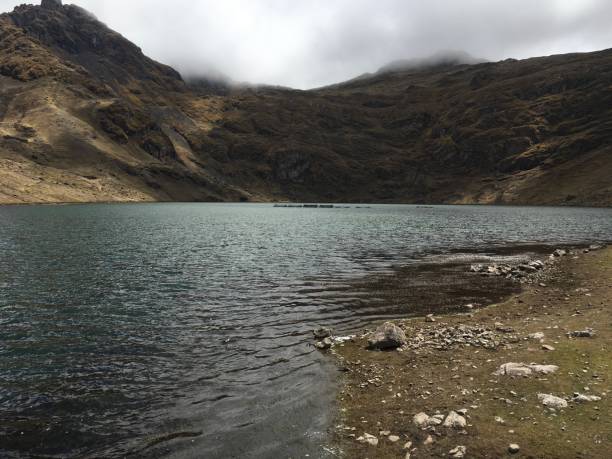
top-left (357, 433), bottom-right (379, 446)
top-left (443, 411), bottom-right (467, 429)
top-left (538, 393), bottom-right (568, 409)
top-left (494, 362), bottom-right (558, 377)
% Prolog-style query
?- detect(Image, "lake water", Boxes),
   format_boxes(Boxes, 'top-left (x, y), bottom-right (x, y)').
top-left (0, 204), bottom-right (610, 458)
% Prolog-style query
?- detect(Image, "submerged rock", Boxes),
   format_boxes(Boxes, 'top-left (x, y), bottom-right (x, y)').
top-left (494, 362), bottom-right (558, 377)
top-left (315, 337), bottom-right (333, 350)
top-left (367, 322), bottom-right (407, 350)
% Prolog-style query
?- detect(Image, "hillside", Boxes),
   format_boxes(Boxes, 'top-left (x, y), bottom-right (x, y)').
top-left (0, 1), bottom-right (611, 205)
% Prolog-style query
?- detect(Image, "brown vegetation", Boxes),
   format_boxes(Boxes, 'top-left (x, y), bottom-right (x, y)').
top-left (0, 2), bottom-right (611, 205)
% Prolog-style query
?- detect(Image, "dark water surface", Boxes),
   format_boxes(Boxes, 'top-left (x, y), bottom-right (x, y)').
top-left (0, 204), bottom-right (611, 458)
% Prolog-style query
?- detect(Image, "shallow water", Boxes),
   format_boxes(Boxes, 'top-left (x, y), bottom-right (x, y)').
top-left (0, 203), bottom-right (610, 458)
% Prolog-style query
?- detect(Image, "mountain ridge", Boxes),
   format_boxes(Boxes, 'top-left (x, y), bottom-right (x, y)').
top-left (0, 1), bottom-right (611, 206)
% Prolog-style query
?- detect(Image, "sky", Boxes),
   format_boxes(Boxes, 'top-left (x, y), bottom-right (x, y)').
top-left (2, 0), bottom-right (612, 89)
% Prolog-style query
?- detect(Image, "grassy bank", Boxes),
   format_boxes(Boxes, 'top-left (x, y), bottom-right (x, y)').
top-left (331, 246), bottom-right (611, 458)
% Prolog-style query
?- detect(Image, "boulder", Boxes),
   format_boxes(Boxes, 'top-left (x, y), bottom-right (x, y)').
top-left (313, 327), bottom-right (332, 340)
top-left (443, 411), bottom-right (467, 429)
top-left (494, 362), bottom-right (558, 377)
top-left (367, 322), bottom-right (407, 350)
top-left (568, 329), bottom-right (595, 338)
top-left (538, 393), bottom-right (568, 409)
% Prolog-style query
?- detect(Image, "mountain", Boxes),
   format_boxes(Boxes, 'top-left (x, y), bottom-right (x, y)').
top-left (0, 1), bottom-right (611, 206)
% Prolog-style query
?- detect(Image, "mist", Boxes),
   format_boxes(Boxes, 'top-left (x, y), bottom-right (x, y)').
top-left (2, 0), bottom-right (612, 89)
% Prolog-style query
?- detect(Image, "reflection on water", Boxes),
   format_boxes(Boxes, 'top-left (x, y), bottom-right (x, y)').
top-left (0, 203), bottom-right (610, 458)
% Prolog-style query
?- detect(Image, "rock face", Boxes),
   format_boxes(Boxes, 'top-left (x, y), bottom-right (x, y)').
top-left (41, 0), bottom-right (62, 9)
top-left (367, 322), bottom-right (407, 350)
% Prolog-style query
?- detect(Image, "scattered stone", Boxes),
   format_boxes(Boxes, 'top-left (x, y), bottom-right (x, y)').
top-left (388, 435), bottom-right (400, 443)
top-left (367, 322), bottom-right (407, 350)
top-left (538, 393), bottom-right (568, 409)
top-left (496, 323), bottom-right (515, 333)
top-left (495, 416), bottom-right (506, 425)
top-left (404, 441), bottom-right (413, 450)
top-left (449, 445), bottom-right (467, 458)
top-left (573, 393), bottom-right (602, 403)
top-left (429, 414), bottom-right (445, 426)
top-left (443, 411), bottom-right (467, 429)
top-left (494, 362), bottom-right (559, 377)
top-left (425, 314), bottom-right (436, 323)
top-left (553, 249), bottom-right (568, 257)
top-left (424, 435), bottom-right (434, 445)
top-left (589, 244), bottom-right (603, 251)
top-left (313, 328), bottom-right (332, 340)
top-left (408, 324), bottom-right (502, 350)
top-left (356, 433), bottom-right (379, 446)
top-left (542, 344), bottom-right (555, 351)
top-left (509, 444), bottom-right (520, 454)
top-left (568, 329), bottom-right (595, 338)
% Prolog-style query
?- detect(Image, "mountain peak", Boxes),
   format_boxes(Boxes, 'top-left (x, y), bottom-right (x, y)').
top-left (41, 0), bottom-right (62, 9)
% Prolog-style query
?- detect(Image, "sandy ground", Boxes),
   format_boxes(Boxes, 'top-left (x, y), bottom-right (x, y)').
top-left (330, 246), bottom-right (611, 458)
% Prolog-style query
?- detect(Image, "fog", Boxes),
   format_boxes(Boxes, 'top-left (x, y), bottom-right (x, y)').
top-left (2, 0), bottom-right (612, 88)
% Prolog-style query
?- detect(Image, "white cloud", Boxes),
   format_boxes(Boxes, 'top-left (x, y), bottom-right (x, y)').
top-left (1, 0), bottom-right (611, 88)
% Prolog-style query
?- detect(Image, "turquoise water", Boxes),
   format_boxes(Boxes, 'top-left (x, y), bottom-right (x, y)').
top-left (0, 203), bottom-right (610, 458)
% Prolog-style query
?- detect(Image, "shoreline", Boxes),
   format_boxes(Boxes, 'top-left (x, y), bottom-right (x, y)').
top-left (324, 244), bottom-right (611, 458)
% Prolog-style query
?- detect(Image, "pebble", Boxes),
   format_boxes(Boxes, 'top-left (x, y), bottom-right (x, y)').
top-left (356, 433), bottom-right (378, 446)
top-left (449, 445), bottom-right (467, 458)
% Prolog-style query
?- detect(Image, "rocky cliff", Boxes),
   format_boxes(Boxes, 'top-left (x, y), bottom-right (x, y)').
top-left (0, 1), bottom-right (610, 205)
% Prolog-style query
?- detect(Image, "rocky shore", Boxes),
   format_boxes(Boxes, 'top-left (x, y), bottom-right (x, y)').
top-left (317, 245), bottom-right (611, 458)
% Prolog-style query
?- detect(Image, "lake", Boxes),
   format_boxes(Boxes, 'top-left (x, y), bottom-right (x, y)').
top-left (0, 204), bottom-right (611, 458)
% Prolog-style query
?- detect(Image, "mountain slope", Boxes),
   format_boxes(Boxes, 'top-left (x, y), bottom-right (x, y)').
top-left (0, 1), bottom-right (611, 205)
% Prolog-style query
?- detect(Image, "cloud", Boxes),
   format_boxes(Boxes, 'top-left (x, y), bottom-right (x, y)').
top-left (1, 0), bottom-right (611, 88)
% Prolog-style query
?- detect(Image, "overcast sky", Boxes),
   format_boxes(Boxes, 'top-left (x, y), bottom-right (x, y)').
top-left (2, 0), bottom-right (612, 88)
